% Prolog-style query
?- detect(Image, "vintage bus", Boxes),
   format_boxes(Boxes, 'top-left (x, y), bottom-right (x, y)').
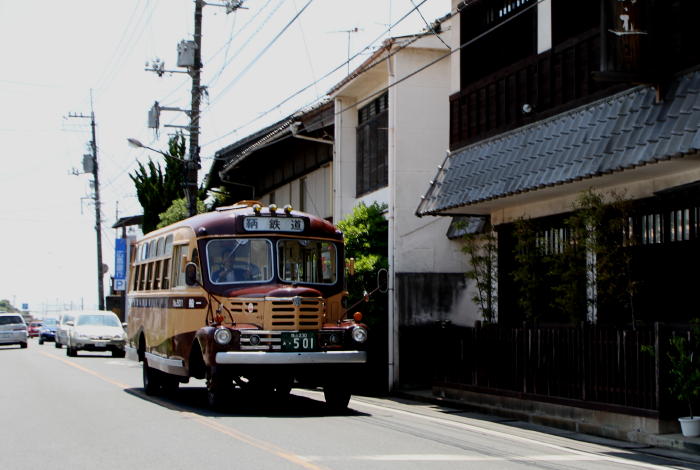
top-left (125, 201), bottom-right (368, 409)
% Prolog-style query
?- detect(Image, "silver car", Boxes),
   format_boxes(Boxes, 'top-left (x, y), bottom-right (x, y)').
top-left (65, 311), bottom-right (126, 357)
top-left (55, 312), bottom-right (77, 349)
top-left (0, 314), bottom-right (28, 348)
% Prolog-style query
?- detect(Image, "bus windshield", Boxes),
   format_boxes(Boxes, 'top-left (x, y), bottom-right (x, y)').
top-left (278, 239), bottom-right (337, 285)
top-left (207, 238), bottom-right (273, 284)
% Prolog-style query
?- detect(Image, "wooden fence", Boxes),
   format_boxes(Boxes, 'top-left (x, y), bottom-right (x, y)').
top-left (400, 323), bottom-right (690, 417)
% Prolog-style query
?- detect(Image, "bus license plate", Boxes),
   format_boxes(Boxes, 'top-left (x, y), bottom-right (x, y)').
top-left (281, 332), bottom-right (316, 352)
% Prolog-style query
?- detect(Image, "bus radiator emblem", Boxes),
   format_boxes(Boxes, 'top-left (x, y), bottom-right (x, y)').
top-left (293, 296), bottom-right (302, 307)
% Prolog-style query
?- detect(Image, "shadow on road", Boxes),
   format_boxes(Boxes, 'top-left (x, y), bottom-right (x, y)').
top-left (123, 385), bottom-right (371, 419)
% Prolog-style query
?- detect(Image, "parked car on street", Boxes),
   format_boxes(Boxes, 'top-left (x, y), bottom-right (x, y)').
top-left (0, 314), bottom-right (28, 348)
top-left (65, 311), bottom-right (126, 357)
top-left (27, 321), bottom-right (42, 338)
top-left (38, 318), bottom-right (58, 345)
top-left (55, 312), bottom-right (77, 349)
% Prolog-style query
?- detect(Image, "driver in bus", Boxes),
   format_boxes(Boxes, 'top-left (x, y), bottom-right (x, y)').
top-left (212, 256), bottom-right (239, 283)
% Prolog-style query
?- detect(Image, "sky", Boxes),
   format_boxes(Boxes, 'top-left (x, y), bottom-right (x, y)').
top-left (0, 0), bottom-right (451, 315)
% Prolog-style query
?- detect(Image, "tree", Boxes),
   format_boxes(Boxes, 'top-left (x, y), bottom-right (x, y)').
top-left (158, 197), bottom-right (206, 229)
top-left (0, 299), bottom-right (19, 313)
top-left (336, 202), bottom-right (388, 319)
top-left (129, 133), bottom-right (187, 233)
top-left (461, 225), bottom-right (498, 323)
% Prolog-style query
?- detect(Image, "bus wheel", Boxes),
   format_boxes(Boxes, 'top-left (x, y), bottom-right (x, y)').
top-left (323, 383), bottom-right (351, 411)
top-left (206, 372), bottom-right (232, 409)
top-left (55, 341), bottom-right (61, 349)
top-left (161, 375), bottom-right (180, 395)
top-left (142, 359), bottom-right (162, 396)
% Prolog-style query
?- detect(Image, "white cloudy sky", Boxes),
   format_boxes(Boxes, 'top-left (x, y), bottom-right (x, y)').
top-left (0, 0), bottom-right (450, 314)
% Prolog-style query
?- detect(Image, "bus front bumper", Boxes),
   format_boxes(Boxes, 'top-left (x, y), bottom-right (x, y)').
top-left (215, 350), bottom-right (367, 365)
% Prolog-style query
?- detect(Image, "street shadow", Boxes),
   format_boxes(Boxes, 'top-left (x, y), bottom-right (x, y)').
top-left (124, 385), bottom-right (370, 419)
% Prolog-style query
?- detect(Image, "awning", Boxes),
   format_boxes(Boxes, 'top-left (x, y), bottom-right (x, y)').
top-left (417, 69), bottom-right (700, 217)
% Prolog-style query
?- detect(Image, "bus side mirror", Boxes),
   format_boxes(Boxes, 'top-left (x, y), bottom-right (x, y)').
top-left (185, 262), bottom-right (199, 286)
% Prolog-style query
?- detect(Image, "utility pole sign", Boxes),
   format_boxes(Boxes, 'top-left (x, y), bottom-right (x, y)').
top-left (114, 238), bottom-right (128, 292)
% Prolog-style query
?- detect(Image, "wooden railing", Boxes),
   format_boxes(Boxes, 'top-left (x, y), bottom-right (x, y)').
top-left (400, 323), bottom-right (690, 417)
top-left (449, 30), bottom-right (610, 150)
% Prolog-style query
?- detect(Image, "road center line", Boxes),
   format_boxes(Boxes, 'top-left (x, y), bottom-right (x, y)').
top-left (39, 350), bottom-right (330, 470)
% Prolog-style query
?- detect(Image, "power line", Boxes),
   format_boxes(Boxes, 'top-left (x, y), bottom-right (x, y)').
top-left (96, 1), bottom-right (159, 91)
top-left (336, 0), bottom-right (544, 116)
top-left (200, 0), bottom-right (433, 149)
top-left (207, 0), bottom-right (314, 108)
top-left (207, 0), bottom-right (280, 86)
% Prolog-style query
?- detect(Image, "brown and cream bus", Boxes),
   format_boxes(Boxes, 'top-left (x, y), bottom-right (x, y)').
top-left (125, 201), bottom-right (368, 409)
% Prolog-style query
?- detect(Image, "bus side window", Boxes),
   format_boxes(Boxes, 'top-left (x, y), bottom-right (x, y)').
top-left (153, 260), bottom-right (161, 290)
top-left (192, 248), bottom-right (202, 284)
top-left (132, 263), bottom-right (140, 291)
top-left (139, 264), bottom-right (146, 291)
top-left (145, 262), bottom-right (153, 290)
top-left (162, 258), bottom-right (171, 289)
top-left (172, 245), bottom-right (188, 287)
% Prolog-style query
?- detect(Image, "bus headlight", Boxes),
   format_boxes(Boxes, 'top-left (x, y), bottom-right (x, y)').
top-left (351, 326), bottom-right (368, 344)
top-left (214, 328), bottom-right (232, 345)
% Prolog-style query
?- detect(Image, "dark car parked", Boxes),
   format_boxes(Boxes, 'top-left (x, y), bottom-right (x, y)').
top-left (38, 318), bottom-right (58, 345)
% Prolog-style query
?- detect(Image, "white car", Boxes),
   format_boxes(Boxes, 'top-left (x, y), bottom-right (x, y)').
top-left (65, 311), bottom-right (126, 357)
top-left (0, 313), bottom-right (28, 348)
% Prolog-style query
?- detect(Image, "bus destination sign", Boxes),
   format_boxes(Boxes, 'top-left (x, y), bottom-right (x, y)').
top-left (243, 216), bottom-right (305, 232)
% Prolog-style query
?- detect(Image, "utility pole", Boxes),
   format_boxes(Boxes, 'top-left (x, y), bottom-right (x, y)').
top-left (186, 0), bottom-right (204, 218)
top-left (143, 1), bottom-right (245, 217)
top-left (69, 91), bottom-right (105, 310)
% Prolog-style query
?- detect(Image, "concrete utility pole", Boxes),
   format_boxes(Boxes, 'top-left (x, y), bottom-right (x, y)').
top-left (69, 91), bottom-right (105, 310)
top-left (144, 1), bottom-right (245, 217)
top-left (186, 0), bottom-right (204, 218)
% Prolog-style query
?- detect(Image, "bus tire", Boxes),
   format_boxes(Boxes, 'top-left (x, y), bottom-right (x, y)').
top-left (206, 372), bottom-right (232, 409)
top-left (55, 341), bottom-right (61, 349)
top-left (142, 359), bottom-right (162, 396)
top-left (323, 384), bottom-right (351, 411)
top-left (66, 346), bottom-right (77, 357)
top-left (112, 349), bottom-right (126, 358)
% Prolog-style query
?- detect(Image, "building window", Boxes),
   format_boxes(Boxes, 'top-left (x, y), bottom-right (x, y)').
top-left (460, 0), bottom-right (537, 86)
top-left (356, 93), bottom-right (388, 196)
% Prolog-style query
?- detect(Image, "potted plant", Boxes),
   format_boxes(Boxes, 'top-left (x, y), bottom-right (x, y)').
top-left (667, 320), bottom-right (700, 437)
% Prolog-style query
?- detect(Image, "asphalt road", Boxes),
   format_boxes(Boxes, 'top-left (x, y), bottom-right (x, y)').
top-left (2, 339), bottom-right (699, 470)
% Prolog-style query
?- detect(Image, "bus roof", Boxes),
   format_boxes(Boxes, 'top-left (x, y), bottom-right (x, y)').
top-left (140, 203), bottom-right (343, 242)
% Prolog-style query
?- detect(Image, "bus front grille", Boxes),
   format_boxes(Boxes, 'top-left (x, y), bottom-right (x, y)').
top-left (266, 297), bottom-right (323, 330)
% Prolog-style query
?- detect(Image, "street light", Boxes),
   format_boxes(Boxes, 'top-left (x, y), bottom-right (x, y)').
top-left (127, 137), bottom-right (199, 217)
top-left (127, 138), bottom-right (184, 163)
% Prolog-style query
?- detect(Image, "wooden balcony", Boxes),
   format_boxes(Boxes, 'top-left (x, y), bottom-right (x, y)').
top-left (449, 30), bottom-right (614, 151)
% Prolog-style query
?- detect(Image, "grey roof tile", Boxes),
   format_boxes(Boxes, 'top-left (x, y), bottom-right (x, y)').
top-left (416, 70), bottom-right (700, 216)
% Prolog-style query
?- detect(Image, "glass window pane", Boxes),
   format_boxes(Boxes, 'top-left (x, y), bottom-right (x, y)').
top-left (206, 239), bottom-right (273, 284)
top-left (277, 239), bottom-right (337, 284)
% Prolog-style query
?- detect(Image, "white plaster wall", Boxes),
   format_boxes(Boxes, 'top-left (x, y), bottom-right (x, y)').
top-left (449, 0), bottom-right (460, 95)
top-left (334, 95), bottom-right (361, 220)
top-left (489, 159), bottom-right (700, 225)
top-left (257, 165), bottom-right (333, 219)
top-left (390, 47), bottom-right (467, 274)
top-left (302, 163), bottom-right (333, 220)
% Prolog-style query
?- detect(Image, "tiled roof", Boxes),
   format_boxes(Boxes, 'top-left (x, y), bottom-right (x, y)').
top-left (416, 70), bottom-right (700, 216)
